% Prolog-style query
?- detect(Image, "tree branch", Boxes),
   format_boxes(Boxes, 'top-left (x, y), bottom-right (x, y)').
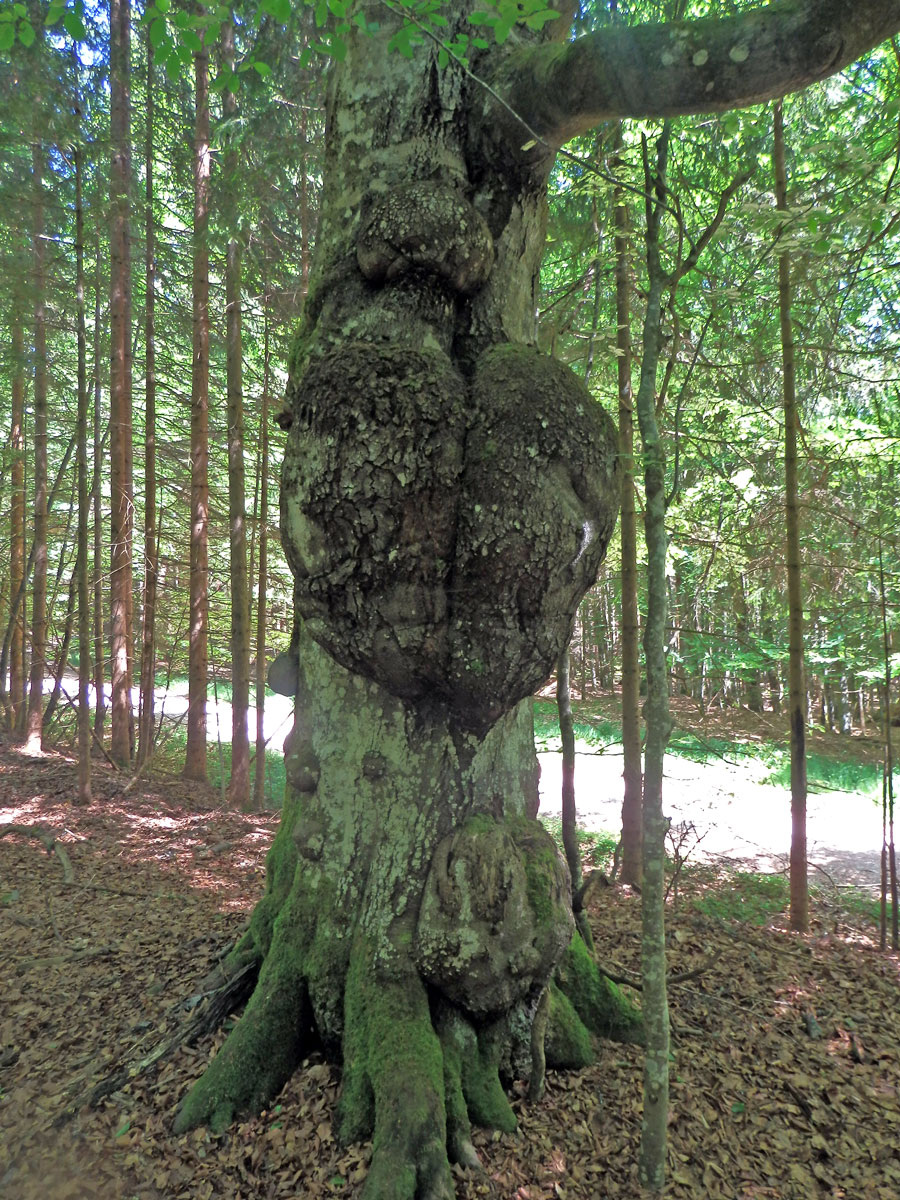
top-left (494, 0), bottom-right (900, 146)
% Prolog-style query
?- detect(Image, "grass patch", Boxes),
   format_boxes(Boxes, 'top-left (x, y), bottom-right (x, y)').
top-left (691, 870), bottom-right (790, 926)
top-left (539, 813), bottom-right (618, 873)
top-left (764, 750), bottom-right (884, 796)
top-left (148, 727), bottom-right (287, 809)
top-left (533, 700), bottom-right (621, 754)
top-left (836, 887), bottom-right (895, 929)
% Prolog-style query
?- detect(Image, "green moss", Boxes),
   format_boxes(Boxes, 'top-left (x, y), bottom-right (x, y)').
top-left (436, 1005), bottom-right (516, 1134)
top-left (173, 934), bottom-right (312, 1135)
top-left (555, 935), bottom-right (643, 1044)
top-left (247, 791), bottom-right (303, 956)
top-left (338, 938), bottom-right (446, 1152)
top-left (544, 980), bottom-right (594, 1069)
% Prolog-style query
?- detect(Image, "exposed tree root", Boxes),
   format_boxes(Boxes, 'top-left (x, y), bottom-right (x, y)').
top-left (53, 946), bottom-right (260, 1124)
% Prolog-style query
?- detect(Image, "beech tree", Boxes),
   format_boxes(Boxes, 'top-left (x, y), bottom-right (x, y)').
top-left (171, 3), bottom-right (900, 1196)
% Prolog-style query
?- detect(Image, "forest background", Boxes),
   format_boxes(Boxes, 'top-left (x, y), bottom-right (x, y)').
top-left (0, 0), bottom-right (898, 814)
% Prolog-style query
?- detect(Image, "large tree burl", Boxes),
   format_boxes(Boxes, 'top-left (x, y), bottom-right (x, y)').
top-left (280, 341), bottom-right (618, 730)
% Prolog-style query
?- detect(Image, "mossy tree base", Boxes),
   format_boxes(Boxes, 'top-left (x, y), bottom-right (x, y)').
top-left (174, 636), bottom-right (640, 1198)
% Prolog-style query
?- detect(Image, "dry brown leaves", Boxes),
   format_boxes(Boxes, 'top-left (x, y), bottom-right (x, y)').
top-left (1, 743), bottom-right (899, 1200)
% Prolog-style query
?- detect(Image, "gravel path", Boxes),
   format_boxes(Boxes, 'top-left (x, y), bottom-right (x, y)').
top-left (537, 749), bottom-right (887, 892)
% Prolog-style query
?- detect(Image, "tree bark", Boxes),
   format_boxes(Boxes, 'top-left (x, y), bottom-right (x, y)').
top-left (7, 289), bottom-right (26, 735)
top-left (253, 284), bottom-right (271, 811)
top-left (222, 17), bottom-right (251, 809)
top-left (109, 0), bottom-right (135, 768)
top-left (185, 26), bottom-right (211, 782)
top-left (92, 236), bottom-right (106, 740)
top-left (634, 128), bottom-right (673, 1194)
top-left (614, 130), bottom-right (643, 887)
top-left (74, 110), bottom-right (92, 805)
top-left (138, 38), bottom-right (158, 768)
top-left (774, 99), bottom-right (809, 934)
top-left (24, 135), bottom-right (48, 753)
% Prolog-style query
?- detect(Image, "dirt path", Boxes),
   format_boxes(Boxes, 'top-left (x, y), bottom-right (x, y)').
top-left (538, 749), bottom-right (887, 892)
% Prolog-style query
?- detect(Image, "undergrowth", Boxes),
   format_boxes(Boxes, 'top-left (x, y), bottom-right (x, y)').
top-left (539, 814), bottom-right (618, 872)
top-left (539, 700), bottom-right (888, 797)
top-left (147, 729), bottom-right (287, 808)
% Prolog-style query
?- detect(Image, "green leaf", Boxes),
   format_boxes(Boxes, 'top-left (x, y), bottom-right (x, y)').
top-left (252, 60), bottom-right (271, 77)
top-left (149, 17), bottom-right (168, 48)
top-left (45, 0), bottom-right (66, 27)
top-left (0, 23), bottom-right (14, 50)
top-left (264, 0), bottom-right (290, 21)
top-left (17, 18), bottom-right (34, 46)
top-left (62, 9), bottom-right (86, 39)
top-left (115, 1121), bottom-right (132, 1137)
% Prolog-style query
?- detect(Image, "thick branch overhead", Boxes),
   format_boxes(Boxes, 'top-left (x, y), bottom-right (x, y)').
top-left (497, 0), bottom-right (900, 146)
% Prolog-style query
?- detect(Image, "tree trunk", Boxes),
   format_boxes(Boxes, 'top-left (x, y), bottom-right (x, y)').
top-left (253, 284), bottom-right (271, 811)
top-left (138, 38), bottom-right (158, 767)
top-left (175, 11), bottom-right (636, 1193)
top-left (7, 289), bottom-right (26, 735)
top-left (614, 130), bottom-right (643, 887)
top-left (170, 4), bottom-right (900, 1194)
top-left (25, 135), bottom-right (48, 753)
top-left (92, 235), bottom-right (106, 740)
top-left (184, 28), bottom-right (211, 782)
top-left (222, 18), bottom-right (251, 809)
top-left (109, 0), bottom-right (135, 767)
top-left (74, 123), bottom-right (92, 803)
top-left (634, 128), bottom-right (673, 1193)
top-left (774, 99), bottom-right (808, 933)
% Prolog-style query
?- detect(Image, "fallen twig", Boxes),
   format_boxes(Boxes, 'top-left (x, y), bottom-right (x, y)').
top-left (0, 823), bottom-right (75, 884)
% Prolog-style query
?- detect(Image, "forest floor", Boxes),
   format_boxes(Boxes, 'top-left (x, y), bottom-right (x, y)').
top-left (1, 701), bottom-right (899, 1200)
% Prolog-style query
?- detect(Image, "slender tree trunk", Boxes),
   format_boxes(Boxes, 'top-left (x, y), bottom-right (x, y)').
top-left (8, 292), bottom-right (26, 734)
top-left (92, 236), bottom-right (106, 738)
top-left (614, 131), bottom-right (642, 886)
top-left (185, 27), bottom-right (211, 782)
top-left (877, 517), bottom-right (898, 950)
top-left (557, 643), bottom-right (593, 950)
top-left (222, 18), bottom-right (251, 809)
top-left (253, 292), bottom-right (271, 811)
top-left (138, 40), bottom-right (158, 767)
top-left (774, 99), bottom-right (808, 933)
top-left (74, 121), bottom-right (92, 804)
top-left (635, 130), bottom-right (673, 1193)
top-left (25, 136), bottom-right (48, 753)
top-left (733, 573), bottom-right (763, 712)
top-left (109, 0), bottom-right (135, 767)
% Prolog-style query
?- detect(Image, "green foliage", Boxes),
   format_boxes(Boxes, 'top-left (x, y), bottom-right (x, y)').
top-left (692, 871), bottom-right (790, 926)
top-left (539, 813), bottom-right (617, 873)
top-left (532, 699), bottom-right (620, 753)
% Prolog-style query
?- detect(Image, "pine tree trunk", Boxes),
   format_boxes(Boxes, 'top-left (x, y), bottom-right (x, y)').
top-left (109, 0), bottom-right (135, 767)
top-left (25, 135), bottom-right (48, 753)
top-left (7, 291), bottom-right (26, 735)
top-left (92, 237), bottom-right (106, 739)
top-left (614, 134), bottom-right (643, 887)
top-left (138, 39), bottom-right (158, 767)
top-left (175, 13), bottom-right (637, 1193)
top-left (253, 289), bottom-right (271, 811)
top-left (185, 30), bottom-right (211, 782)
top-left (74, 130), bottom-right (92, 804)
top-left (774, 99), bottom-right (808, 933)
top-left (222, 18), bottom-right (251, 809)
